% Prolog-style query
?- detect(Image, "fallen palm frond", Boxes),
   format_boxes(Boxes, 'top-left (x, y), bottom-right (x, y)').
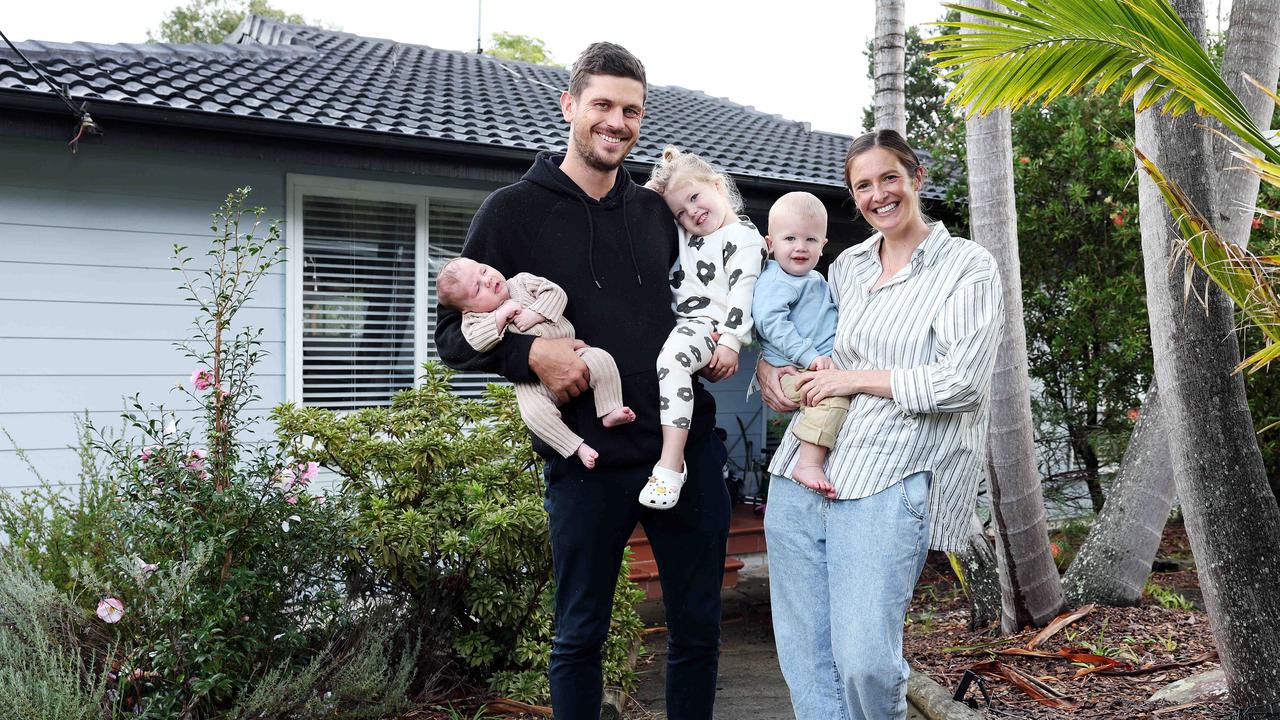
top-left (970, 659), bottom-right (1079, 709)
top-left (1026, 603), bottom-right (1096, 649)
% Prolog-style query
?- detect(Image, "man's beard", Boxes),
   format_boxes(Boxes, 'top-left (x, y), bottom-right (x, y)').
top-left (573, 129), bottom-right (629, 172)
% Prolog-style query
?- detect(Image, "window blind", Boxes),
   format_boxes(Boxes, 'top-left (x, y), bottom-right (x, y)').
top-left (301, 196), bottom-right (417, 410)
top-left (426, 197), bottom-right (509, 397)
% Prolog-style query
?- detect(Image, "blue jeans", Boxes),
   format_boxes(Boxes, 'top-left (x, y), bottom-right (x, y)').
top-left (764, 471), bottom-right (932, 720)
top-left (544, 431), bottom-right (729, 720)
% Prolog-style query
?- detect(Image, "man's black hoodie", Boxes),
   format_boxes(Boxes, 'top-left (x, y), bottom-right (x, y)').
top-left (434, 152), bottom-right (717, 467)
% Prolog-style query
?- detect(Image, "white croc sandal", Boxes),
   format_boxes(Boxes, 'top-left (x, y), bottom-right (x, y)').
top-left (639, 464), bottom-right (686, 510)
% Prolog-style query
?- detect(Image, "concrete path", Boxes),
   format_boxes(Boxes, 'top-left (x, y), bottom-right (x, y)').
top-left (630, 557), bottom-right (926, 720)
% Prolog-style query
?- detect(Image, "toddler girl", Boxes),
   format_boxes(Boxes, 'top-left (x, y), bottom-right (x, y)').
top-left (642, 146), bottom-right (765, 509)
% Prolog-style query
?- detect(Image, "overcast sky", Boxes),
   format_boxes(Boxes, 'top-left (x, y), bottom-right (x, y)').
top-left (4, 0), bottom-right (968, 138)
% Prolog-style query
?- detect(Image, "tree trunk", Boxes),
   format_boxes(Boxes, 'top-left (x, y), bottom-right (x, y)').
top-left (874, 0), bottom-right (907, 137)
top-left (1136, 0), bottom-right (1280, 704)
top-left (1063, 381), bottom-right (1174, 606)
top-left (949, 513), bottom-right (1002, 630)
top-left (1209, 0), bottom-right (1280, 506)
top-left (965, 1), bottom-right (1065, 631)
top-left (1064, 0), bottom-right (1280, 608)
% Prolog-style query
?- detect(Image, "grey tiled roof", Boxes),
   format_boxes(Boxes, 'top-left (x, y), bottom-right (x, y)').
top-left (0, 16), bottom-right (896, 193)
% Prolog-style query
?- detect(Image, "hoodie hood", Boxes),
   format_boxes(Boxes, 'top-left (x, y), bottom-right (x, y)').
top-left (523, 151), bottom-right (636, 206)
top-left (523, 152), bottom-right (644, 288)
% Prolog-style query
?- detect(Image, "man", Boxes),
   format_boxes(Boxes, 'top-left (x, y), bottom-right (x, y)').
top-left (434, 42), bottom-right (729, 720)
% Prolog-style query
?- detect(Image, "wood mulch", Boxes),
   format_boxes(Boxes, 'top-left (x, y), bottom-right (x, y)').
top-left (903, 523), bottom-right (1241, 719)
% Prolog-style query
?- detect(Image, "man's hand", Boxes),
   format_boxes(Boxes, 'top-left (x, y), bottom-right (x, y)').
top-left (513, 308), bottom-right (546, 332)
top-left (703, 345), bottom-right (739, 382)
top-left (757, 357), bottom-right (800, 412)
top-left (809, 355), bottom-right (834, 371)
top-left (494, 300), bottom-right (522, 332)
top-left (529, 337), bottom-right (590, 404)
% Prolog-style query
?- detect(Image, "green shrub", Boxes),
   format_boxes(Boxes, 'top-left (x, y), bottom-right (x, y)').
top-left (1, 416), bottom-right (118, 599)
top-left (274, 364), bottom-right (646, 704)
top-left (0, 556), bottom-right (111, 719)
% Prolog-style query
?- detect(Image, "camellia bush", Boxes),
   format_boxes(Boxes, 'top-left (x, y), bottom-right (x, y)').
top-left (274, 364), bottom-right (646, 704)
top-left (1, 189), bottom-right (414, 719)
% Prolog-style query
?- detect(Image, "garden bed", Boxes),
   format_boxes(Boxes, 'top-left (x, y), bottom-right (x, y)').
top-left (904, 522), bottom-right (1237, 719)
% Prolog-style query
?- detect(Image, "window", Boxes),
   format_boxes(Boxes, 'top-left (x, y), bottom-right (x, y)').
top-left (287, 176), bottom-right (501, 409)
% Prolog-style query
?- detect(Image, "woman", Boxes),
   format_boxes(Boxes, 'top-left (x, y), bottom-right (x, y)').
top-left (756, 130), bottom-right (1004, 720)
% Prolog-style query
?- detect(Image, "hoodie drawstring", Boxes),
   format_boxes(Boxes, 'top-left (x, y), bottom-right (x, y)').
top-left (577, 195), bottom-right (602, 289)
top-left (579, 188), bottom-right (644, 289)
top-left (622, 197), bottom-right (643, 287)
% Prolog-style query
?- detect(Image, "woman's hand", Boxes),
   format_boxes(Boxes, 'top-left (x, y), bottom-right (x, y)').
top-left (703, 345), bottom-right (739, 382)
top-left (794, 369), bottom-right (861, 406)
top-left (756, 358), bottom-right (800, 412)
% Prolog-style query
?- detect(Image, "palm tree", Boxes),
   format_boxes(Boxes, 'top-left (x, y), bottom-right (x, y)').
top-left (1063, 0), bottom-right (1279, 607)
top-left (962, 0), bottom-right (1064, 633)
top-left (874, 0), bottom-right (908, 135)
top-left (933, 0), bottom-right (1280, 704)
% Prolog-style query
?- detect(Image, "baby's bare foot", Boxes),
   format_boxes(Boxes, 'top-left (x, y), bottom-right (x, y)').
top-left (792, 463), bottom-right (833, 496)
top-left (576, 443), bottom-right (599, 469)
top-left (602, 406), bottom-right (636, 428)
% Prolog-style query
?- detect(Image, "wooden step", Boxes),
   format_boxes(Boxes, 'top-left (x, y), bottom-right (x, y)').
top-left (627, 504), bottom-right (765, 600)
top-left (629, 557), bottom-right (745, 601)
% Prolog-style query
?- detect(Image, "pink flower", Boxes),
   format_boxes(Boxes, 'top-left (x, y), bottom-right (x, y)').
top-left (277, 461), bottom-right (319, 491)
top-left (139, 445), bottom-right (159, 462)
top-left (186, 448), bottom-right (208, 471)
top-left (314, 495), bottom-right (326, 505)
top-left (96, 597), bottom-right (124, 624)
top-left (190, 369), bottom-right (215, 391)
top-left (285, 494), bottom-right (298, 505)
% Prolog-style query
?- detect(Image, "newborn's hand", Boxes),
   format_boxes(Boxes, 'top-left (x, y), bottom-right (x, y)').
top-left (494, 300), bottom-right (522, 331)
top-left (513, 308), bottom-right (546, 332)
top-left (809, 355), bottom-right (834, 371)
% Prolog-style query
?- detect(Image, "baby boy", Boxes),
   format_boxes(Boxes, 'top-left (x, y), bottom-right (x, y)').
top-left (751, 192), bottom-right (846, 494)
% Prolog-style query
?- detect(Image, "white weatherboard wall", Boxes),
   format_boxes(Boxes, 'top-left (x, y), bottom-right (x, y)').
top-left (0, 137), bottom-right (288, 490)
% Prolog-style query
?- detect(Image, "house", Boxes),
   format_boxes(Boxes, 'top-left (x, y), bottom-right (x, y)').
top-left (0, 16), bottom-right (951, 491)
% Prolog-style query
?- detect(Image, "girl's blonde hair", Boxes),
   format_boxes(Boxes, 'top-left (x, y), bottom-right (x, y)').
top-left (646, 145), bottom-right (744, 214)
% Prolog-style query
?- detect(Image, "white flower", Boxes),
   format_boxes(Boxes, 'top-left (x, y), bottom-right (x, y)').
top-left (281, 519), bottom-right (291, 532)
top-left (162, 420), bottom-right (177, 437)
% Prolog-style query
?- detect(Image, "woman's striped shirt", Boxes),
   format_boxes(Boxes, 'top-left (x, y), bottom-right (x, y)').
top-left (767, 222), bottom-right (1004, 552)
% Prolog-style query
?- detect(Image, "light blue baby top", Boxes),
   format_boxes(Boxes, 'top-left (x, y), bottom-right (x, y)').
top-left (751, 259), bottom-right (838, 369)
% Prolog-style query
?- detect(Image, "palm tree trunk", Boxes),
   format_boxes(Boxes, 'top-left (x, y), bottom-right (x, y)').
top-left (951, 513), bottom-right (1002, 629)
top-left (1137, 0), bottom-right (1280, 703)
top-left (964, 0), bottom-right (1064, 633)
top-left (1210, 0), bottom-right (1280, 506)
top-left (1063, 0), bottom-right (1280, 607)
top-left (1063, 381), bottom-right (1173, 606)
top-left (874, 0), bottom-right (907, 136)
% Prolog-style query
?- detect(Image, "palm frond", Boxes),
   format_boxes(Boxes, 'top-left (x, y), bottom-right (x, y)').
top-left (1135, 149), bottom-right (1280, 373)
top-left (931, 0), bottom-right (1280, 165)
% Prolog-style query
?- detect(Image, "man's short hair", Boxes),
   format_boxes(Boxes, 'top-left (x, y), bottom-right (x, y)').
top-left (569, 42), bottom-right (647, 98)
top-left (436, 257), bottom-right (468, 310)
top-left (769, 191), bottom-right (828, 229)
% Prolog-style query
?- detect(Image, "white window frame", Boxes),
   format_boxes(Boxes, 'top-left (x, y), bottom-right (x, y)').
top-left (285, 174), bottom-right (490, 405)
